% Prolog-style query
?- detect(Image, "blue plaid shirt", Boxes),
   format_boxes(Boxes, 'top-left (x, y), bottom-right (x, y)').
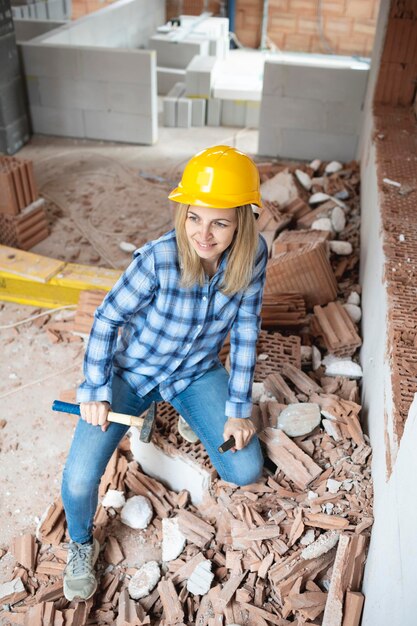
top-left (77, 229), bottom-right (268, 418)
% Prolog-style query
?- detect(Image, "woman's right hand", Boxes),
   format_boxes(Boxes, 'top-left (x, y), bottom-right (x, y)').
top-left (80, 401), bottom-right (110, 432)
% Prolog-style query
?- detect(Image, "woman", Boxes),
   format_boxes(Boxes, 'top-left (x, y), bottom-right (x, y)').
top-left (61, 145), bottom-right (268, 601)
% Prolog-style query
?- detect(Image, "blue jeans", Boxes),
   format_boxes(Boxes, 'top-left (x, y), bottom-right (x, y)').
top-left (61, 365), bottom-right (263, 542)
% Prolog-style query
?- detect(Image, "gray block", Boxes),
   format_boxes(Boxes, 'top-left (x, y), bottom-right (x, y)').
top-left (166, 82), bottom-right (186, 98)
top-left (21, 42), bottom-right (83, 80)
top-left (280, 128), bottom-right (358, 162)
top-left (191, 98), bottom-right (206, 127)
top-left (177, 97), bottom-right (191, 128)
top-left (0, 76), bottom-right (27, 126)
top-left (221, 100), bottom-right (246, 127)
top-left (325, 101), bottom-right (363, 134)
top-left (83, 109), bottom-right (156, 145)
top-left (0, 114), bottom-right (30, 155)
top-left (149, 35), bottom-right (209, 69)
top-left (163, 96), bottom-right (176, 127)
top-left (29, 104), bottom-right (85, 137)
top-left (261, 61), bottom-right (286, 97)
top-left (14, 19), bottom-right (67, 43)
top-left (185, 55), bottom-right (218, 98)
top-left (260, 94), bottom-right (326, 132)
top-left (245, 101), bottom-right (260, 128)
top-left (38, 77), bottom-right (106, 110)
top-left (157, 67), bottom-right (186, 96)
top-left (0, 33), bottom-right (20, 83)
top-left (80, 48), bottom-right (155, 85)
top-left (207, 97), bottom-right (221, 126)
top-left (284, 65), bottom-right (369, 104)
top-left (258, 126), bottom-right (283, 158)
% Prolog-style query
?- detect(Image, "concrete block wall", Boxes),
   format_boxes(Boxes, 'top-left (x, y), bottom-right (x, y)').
top-left (13, 19), bottom-right (67, 42)
top-left (0, 0), bottom-right (30, 154)
top-left (20, 44), bottom-right (158, 144)
top-left (258, 56), bottom-right (369, 161)
top-left (11, 0), bottom-right (71, 20)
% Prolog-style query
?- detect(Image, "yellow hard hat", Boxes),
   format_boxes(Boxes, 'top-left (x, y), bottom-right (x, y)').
top-left (168, 145), bottom-right (262, 209)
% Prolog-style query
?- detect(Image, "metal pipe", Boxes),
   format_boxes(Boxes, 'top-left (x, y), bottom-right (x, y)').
top-left (260, 0), bottom-right (269, 49)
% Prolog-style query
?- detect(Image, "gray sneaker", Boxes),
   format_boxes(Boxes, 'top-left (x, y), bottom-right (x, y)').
top-left (63, 538), bottom-right (100, 601)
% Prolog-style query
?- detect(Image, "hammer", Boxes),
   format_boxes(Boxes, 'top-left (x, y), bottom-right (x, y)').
top-left (52, 400), bottom-right (156, 443)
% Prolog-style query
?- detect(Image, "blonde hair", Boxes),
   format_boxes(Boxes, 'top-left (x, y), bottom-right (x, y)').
top-left (174, 204), bottom-right (258, 295)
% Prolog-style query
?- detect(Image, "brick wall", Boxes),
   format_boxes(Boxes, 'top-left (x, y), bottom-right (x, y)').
top-left (167, 0), bottom-right (380, 57)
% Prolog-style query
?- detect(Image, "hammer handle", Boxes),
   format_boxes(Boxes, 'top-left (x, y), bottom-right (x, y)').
top-left (52, 400), bottom-right (144, 428)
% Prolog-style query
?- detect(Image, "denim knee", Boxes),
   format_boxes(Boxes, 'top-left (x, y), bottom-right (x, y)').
top-left (62, 466), bottom-right (99, 500)
top-left (221, 462), bottom-right (263, 487)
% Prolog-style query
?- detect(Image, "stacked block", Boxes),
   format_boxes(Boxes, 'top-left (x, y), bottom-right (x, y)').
top-left (0, 156), bottom-right (48, 250)
top-left (258, 59), bottom-right (369, 162)
top-left (0, 0), bottom-right (30, 154)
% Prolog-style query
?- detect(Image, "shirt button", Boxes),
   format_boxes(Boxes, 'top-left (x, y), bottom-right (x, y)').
top-left (202, 296), bottom-right (207, 301)
top-left (197, 324), bottom-right (201, 329)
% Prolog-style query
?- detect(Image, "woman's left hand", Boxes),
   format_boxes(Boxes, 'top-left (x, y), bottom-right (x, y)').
top-left (223, 417), bottom-right (256, 451)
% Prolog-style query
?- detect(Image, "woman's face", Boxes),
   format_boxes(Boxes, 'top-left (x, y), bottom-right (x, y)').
top-left (185, 205), bottom-right (238, 268)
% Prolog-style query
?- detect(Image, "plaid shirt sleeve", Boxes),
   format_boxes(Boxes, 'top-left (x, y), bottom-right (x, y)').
top-left (77, 248), bottom-right (156, 404)
top-left (225, 235), bottom-right (268, 418)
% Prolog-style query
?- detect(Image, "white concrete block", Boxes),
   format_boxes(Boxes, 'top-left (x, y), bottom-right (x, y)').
top-left (166, 82), bottom-right (186, 98)
top-left (25, 76), bottom-right (41, 106)
top-left (83, 109), bottom-right (156, 144)
top-left (258, 127), bottom-right (283, 157)
top-left (261, 61), bottom-right (286, 97)
top-left (20, 42), bottom-right (83, 79)
top-left (185, 55), bottom-right (218, 98)
top-left (245, 101), bottom-right (260, 128)
top-left (177, 97), bottom-right (192, 128)
top-left (106, 81), bottom-right (155, 116)
top-left (29, 104), bottom-right (85, 137)
top-left (325, 101), bottom-right (363, 134)
top-left (206, 97), bottom-right (221, 126)
top-left (129, 432), bottom-right (212, 505)
top-left (80, 47), bottom-right (155, 85)
top-left (38, 77), bottom-right (106, 110)
top-left (280, 128), bottom-right (358, 162)
top-left (163, 97), bottom-right (177, 127)
top-left (191, 98), bottom-right (206, 127)
top-left (284, 65), bottom-right (369, 103)
top-left (149, 35), bottom-right (209, 69)
top-left (220, 99), bottom-right (246, 127)
top-left (260, 94), bottom-right (326, 131)
top-left (157, 67), bottom-right (186, 96)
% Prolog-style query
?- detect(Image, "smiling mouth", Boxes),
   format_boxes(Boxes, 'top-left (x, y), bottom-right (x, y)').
top-left (195, 241), bottom-right (216, 249)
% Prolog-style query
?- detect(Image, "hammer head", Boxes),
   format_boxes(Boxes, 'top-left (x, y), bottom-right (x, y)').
top-left (139, 401), bottom-right (157, 443)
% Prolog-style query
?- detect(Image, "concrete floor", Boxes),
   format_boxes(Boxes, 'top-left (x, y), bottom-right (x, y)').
top-left (0, 124), bottom-right (259, 580)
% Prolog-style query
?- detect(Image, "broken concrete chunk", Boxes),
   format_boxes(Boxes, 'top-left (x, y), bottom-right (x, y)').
top-left (295, 169), bottom-right (312, 190)
top-left (162, 517), bottom-right (186, 562)
top-left (260, 170), bottom-right (298, 204)
top-left (331, 206), bottom-right (346, 233)
top-left (323, 355), bottom-right (363, 379)
top-left (128, 560), bottom-right (160, 600)
top-left (343, 303), bottom-right (362, 323)
top-left (311, 217), bottom-right (333, 232)
top-left (301, 530), bottom-right (340, 560)
top-left (300, 528), bottom-right (316, 546)
top-left (347, 291), bottom-right (360, 305)
top-left (309, 192), bottom-right (331, 205)
top-left (309, 159), bottom-right (322, 171)
top-left (186, 558), bottom-right (214, 595)
top-left (325, 161), bottom-right (342, 174)
top-left (102, 489), bottom-right (126, 509)
top-left (119, 241), bottom-right (136, 253)
top-left (312, 345), bottom-right (322, 371)
top-left (0, 577), bottom-right (26, 603)
top-left (301, 346), bottom-right (313, 364)
top-left (329, 241), bottom-right (353, 255)
top-left (327, 479), bottom-right (342, 494)
top-left (277, 403), bottom-right (321, 437)
top-left (120, 495), bottom-right (153, 529)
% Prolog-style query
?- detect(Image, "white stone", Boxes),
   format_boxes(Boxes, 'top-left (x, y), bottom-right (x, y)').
top-left (343, 303), bottom-right (362, 323)
top-left (342, 479), bottom-right (354, 491)
top-left (334, 189), bottom-right (350, 200)
top-left (119, 241), bottom-right (136, 253)
top-left (312, 345), bottom-right (322, 371)
top-left (329, 240), bottom-right (352, 255)
top-left (331, 205), bottom-right (346, 233)
top-left (327, 478), bottom-right (342, 494)
top-left (347, 291), bottom-right (360, 305)
top-left (309, 158), bottom-right (321, 171)
top-left (121, 495), bottom-right (153, 529)
top-left (295, 168), bottom-right (312, 190)
top-left (277, 403), bottom-right (321, 437)
top-left (252, 382), bottom-right (271, 403)
top-left (301, 530), bottom-right (339, 559)
top-left (186, 559), bottom-right (214, 595)
top-left (325, 160), bottom-right (342, 174)
top-left (322, 418), bottom-right (342, 441)
top-left (307, 490), bottom-right (318, 500)
top-left (311, 217), bottom-right (333, 232)
top-left (309, 191), bottom-right (330, 205)
top-left (301, 346), bottom-right (313, 363)
top-left (260, 170), bottom-right (298, 204)
top-left (0, 577), bottom-right (25, 602)
top-left (323, 355), bottom-right (363, 379)
top-left (102, 489), bottom-right (125, 509)
top-left (323, 502), bottom-right (334, 514)
top-left (300, 528), bottom-right (315, 545)
top-left (257, 353), bottom-right (269, 361)
top-left (399, 233), bottom-right (405, 242)
top-left (128, 561), bottom-right (160, 600)
top-left (162, 517), bottom-right (186, 562)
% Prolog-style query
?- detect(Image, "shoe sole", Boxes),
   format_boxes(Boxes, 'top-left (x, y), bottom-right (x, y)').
top-left (63, 538), bottom-right (100, 602)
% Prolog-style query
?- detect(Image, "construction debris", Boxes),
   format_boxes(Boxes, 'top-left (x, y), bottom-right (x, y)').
top-left (0, 157), bottom-right (371, 626)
